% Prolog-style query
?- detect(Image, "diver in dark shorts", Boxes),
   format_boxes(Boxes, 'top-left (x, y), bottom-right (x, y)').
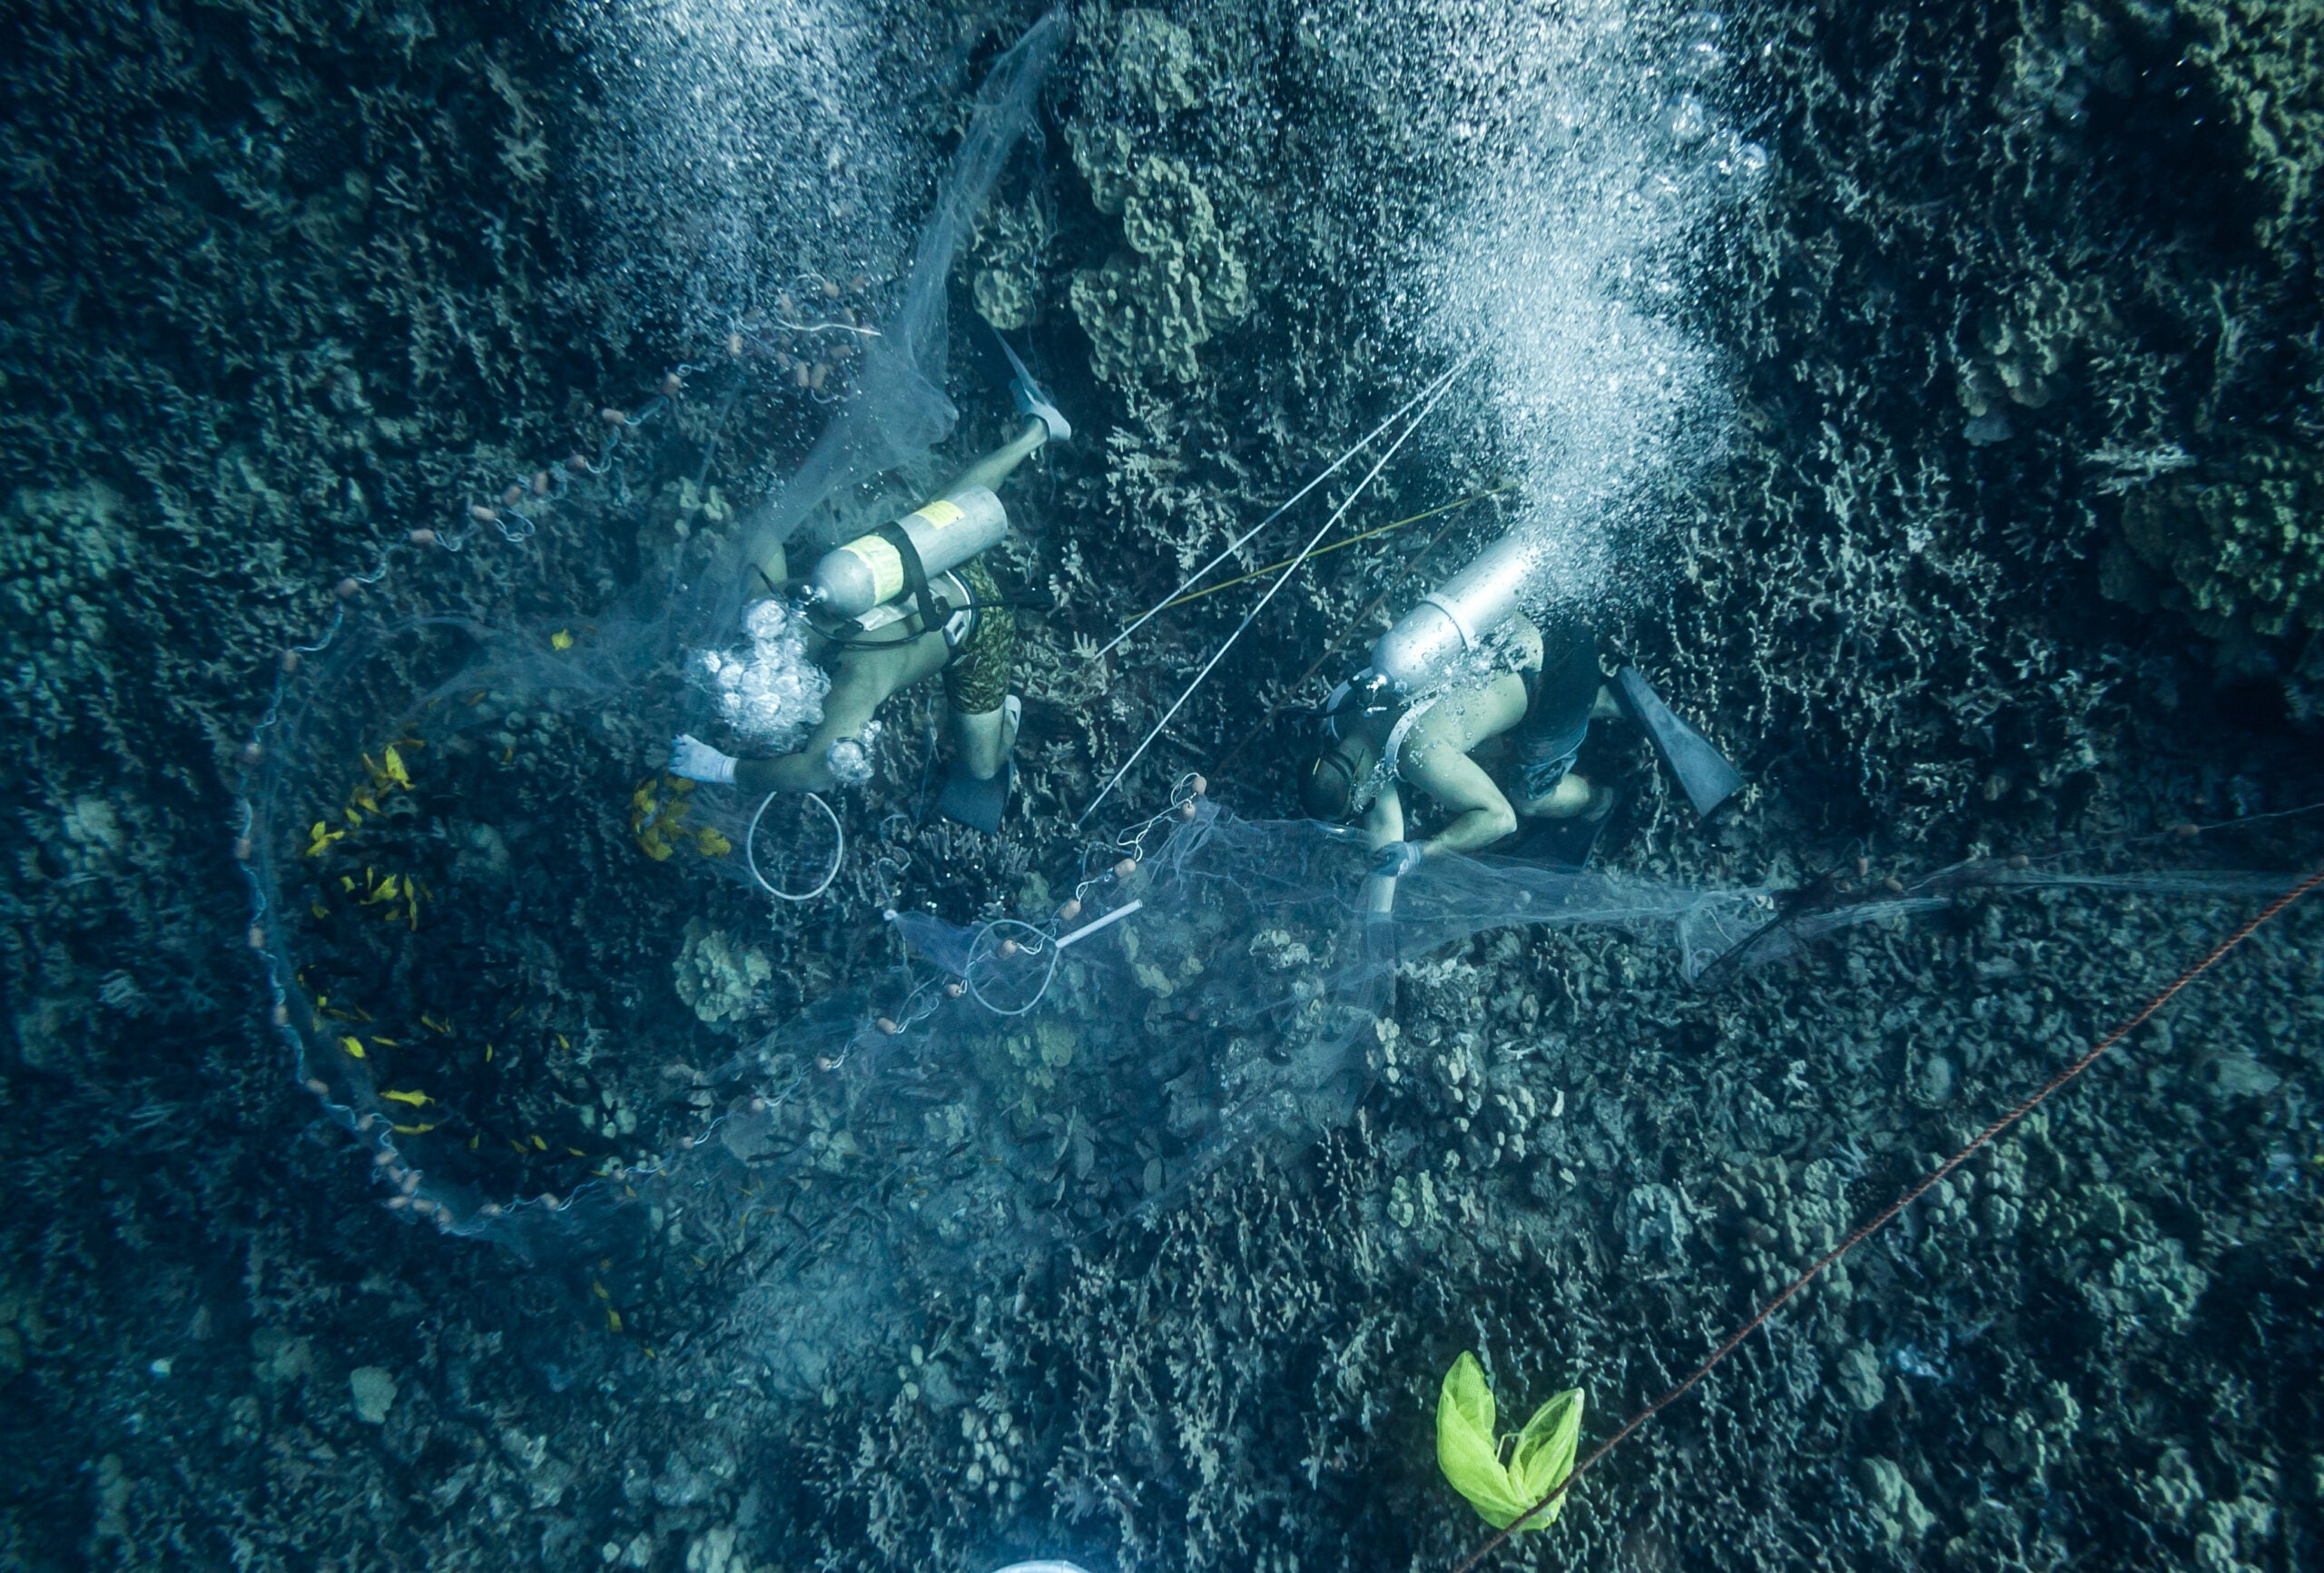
top-left (1300, 613), bottom-right (1618, 873)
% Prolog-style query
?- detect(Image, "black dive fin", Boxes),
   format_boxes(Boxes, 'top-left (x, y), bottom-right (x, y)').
top-left (1612, 665), bottom-right (1745, 818)
top-left (938, 759), bottom-right (1013, 833)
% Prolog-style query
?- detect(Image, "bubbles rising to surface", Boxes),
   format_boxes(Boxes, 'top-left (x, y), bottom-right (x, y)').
top-left (564, 0), bottom-right (939, 335)
top-left (689, 597), bottom-right (829, 750)
top-left (1344, 0), bottom-right (1764, 616)
top-left (1671, 9), bottom-right (1729, 79)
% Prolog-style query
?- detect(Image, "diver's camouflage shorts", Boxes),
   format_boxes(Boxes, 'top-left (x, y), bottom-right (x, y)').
top-left (942, 558), bottom-right (1014, 715)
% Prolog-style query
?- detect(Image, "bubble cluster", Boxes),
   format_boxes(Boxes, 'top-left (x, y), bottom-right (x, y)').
top-left (690, 598), bottom-right (830, 750)
top-left (824, 730), bottom-right (877, 786)
top-left (563, 0), bottom-right (937, 337)
top-left (1366, 0), bottom-right (1768, 614)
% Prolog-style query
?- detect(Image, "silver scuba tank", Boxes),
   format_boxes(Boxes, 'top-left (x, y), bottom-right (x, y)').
top-left (806, 485), bottom-right (1009, 618)
top-left (1369, 532), bottom-right (1539, 694)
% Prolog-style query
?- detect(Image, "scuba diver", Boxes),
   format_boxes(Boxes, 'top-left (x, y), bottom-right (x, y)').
top-left (1301, 531), bottom-right (1745, 875)
top-left (666, 349), bottom-right (1068, 832)
top-left (1302, 613), bottom-right (1617, 875)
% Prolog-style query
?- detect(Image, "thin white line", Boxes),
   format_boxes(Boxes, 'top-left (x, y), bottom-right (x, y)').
top-left (1091, 358), bottom-right (1475, 664)
top-left (1078, 349), bottom-right (1480, 827)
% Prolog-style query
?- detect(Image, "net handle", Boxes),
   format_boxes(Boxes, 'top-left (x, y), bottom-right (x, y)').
top-left (746, 791), bottom-right (843, 902)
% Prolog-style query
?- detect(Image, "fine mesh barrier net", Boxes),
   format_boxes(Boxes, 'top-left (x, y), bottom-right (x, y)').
top-left (243, 605), bottom-right (2308, 1293)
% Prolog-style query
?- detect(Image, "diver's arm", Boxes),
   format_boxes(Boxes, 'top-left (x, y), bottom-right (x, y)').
top-left (1361, 786), bottom-right (1405, 915)
top-left (733, 633), bottom-right (942, 793)
top-left (745, 542), bottom-right (789, 604)
top-left (1363, 786), bottom-right (1404, 851)
top-left (736, 749), bottom-right (831, 794)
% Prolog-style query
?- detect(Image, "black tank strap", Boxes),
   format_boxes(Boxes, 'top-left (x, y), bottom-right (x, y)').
top-left (871, 521), bottom-right (946, 637)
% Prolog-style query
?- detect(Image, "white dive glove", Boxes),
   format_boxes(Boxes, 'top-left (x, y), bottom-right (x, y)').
top-left (1371, 840), bottom-right (1426, 879)
top-left (668, 733), bottom-right (738, 785)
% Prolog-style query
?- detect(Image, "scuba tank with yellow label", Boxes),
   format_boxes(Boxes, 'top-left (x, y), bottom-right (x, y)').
top-left (806, 485), bottom-right (1009, 619)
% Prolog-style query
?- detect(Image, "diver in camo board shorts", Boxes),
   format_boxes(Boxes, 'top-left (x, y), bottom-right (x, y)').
top-left (668, 353), bottom-right (1068, 832)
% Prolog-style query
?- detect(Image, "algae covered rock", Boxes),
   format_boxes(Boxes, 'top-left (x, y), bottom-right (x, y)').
top-left (673, 918), bottom-right (771, 1027)
top-left (1620, 1182), bottom-right (1691, 1263)
top-left (2112, 437), bottom-right (2324, 640)
top-left (349, 1365), bottom-right (398, 1424)
top-left (1068, 153), bottom-right (1249, 384)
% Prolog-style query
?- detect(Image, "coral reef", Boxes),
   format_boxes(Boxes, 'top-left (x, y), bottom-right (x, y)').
top-left (1955, 273), bottom-right (2119, 443)
top-left (1112, 8), bottom-right (1204, 114)
top-left (970, 197), bottom-right (1059, 331)
top-left (3, 1), bottom-right (2323, 1570)
top-left (1062, 10), bottom-right (1250, 385)
top-left (2110, 437), bottom-right (2324, 643)
top-left (0, 482), bottom-right (126, 740)
top-left (673, 919), bottom-right (771, 1028)
top-left (1068, 147), bottom-right (1251, 385)
top-left (1976, 0), bottom-right (2324, 702)
top-left (2176, 0), bottom-right (2324, 247)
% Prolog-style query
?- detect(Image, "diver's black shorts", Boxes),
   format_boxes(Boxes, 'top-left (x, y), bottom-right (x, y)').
top-left (943, 558), bottom-right (1015, 715)
top-left (1519, 616), bottom-right (1600, 764)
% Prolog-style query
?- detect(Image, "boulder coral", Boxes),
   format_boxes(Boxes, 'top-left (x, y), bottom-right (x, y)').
top-left (1068, 151), bottom-right (1250, 384)
top-left (673, 919), bottom-right (771, 1028)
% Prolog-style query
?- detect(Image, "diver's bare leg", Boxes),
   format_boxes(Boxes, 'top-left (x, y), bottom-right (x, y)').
top-left (943, 418), bottom-right (1049, 496)
top-left (1401, 747), bottom-right (1521, 854)
top-left (1395, 674), bottom-right (1529, 855)
top-left (948, 701), bottom-right (1019, 782)
top-left (1518, 772), bottom-right (1597, 819)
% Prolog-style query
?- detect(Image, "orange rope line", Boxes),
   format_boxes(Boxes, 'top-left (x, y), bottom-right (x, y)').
top-left (1447, 866), bottom-right (2324, 1573)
